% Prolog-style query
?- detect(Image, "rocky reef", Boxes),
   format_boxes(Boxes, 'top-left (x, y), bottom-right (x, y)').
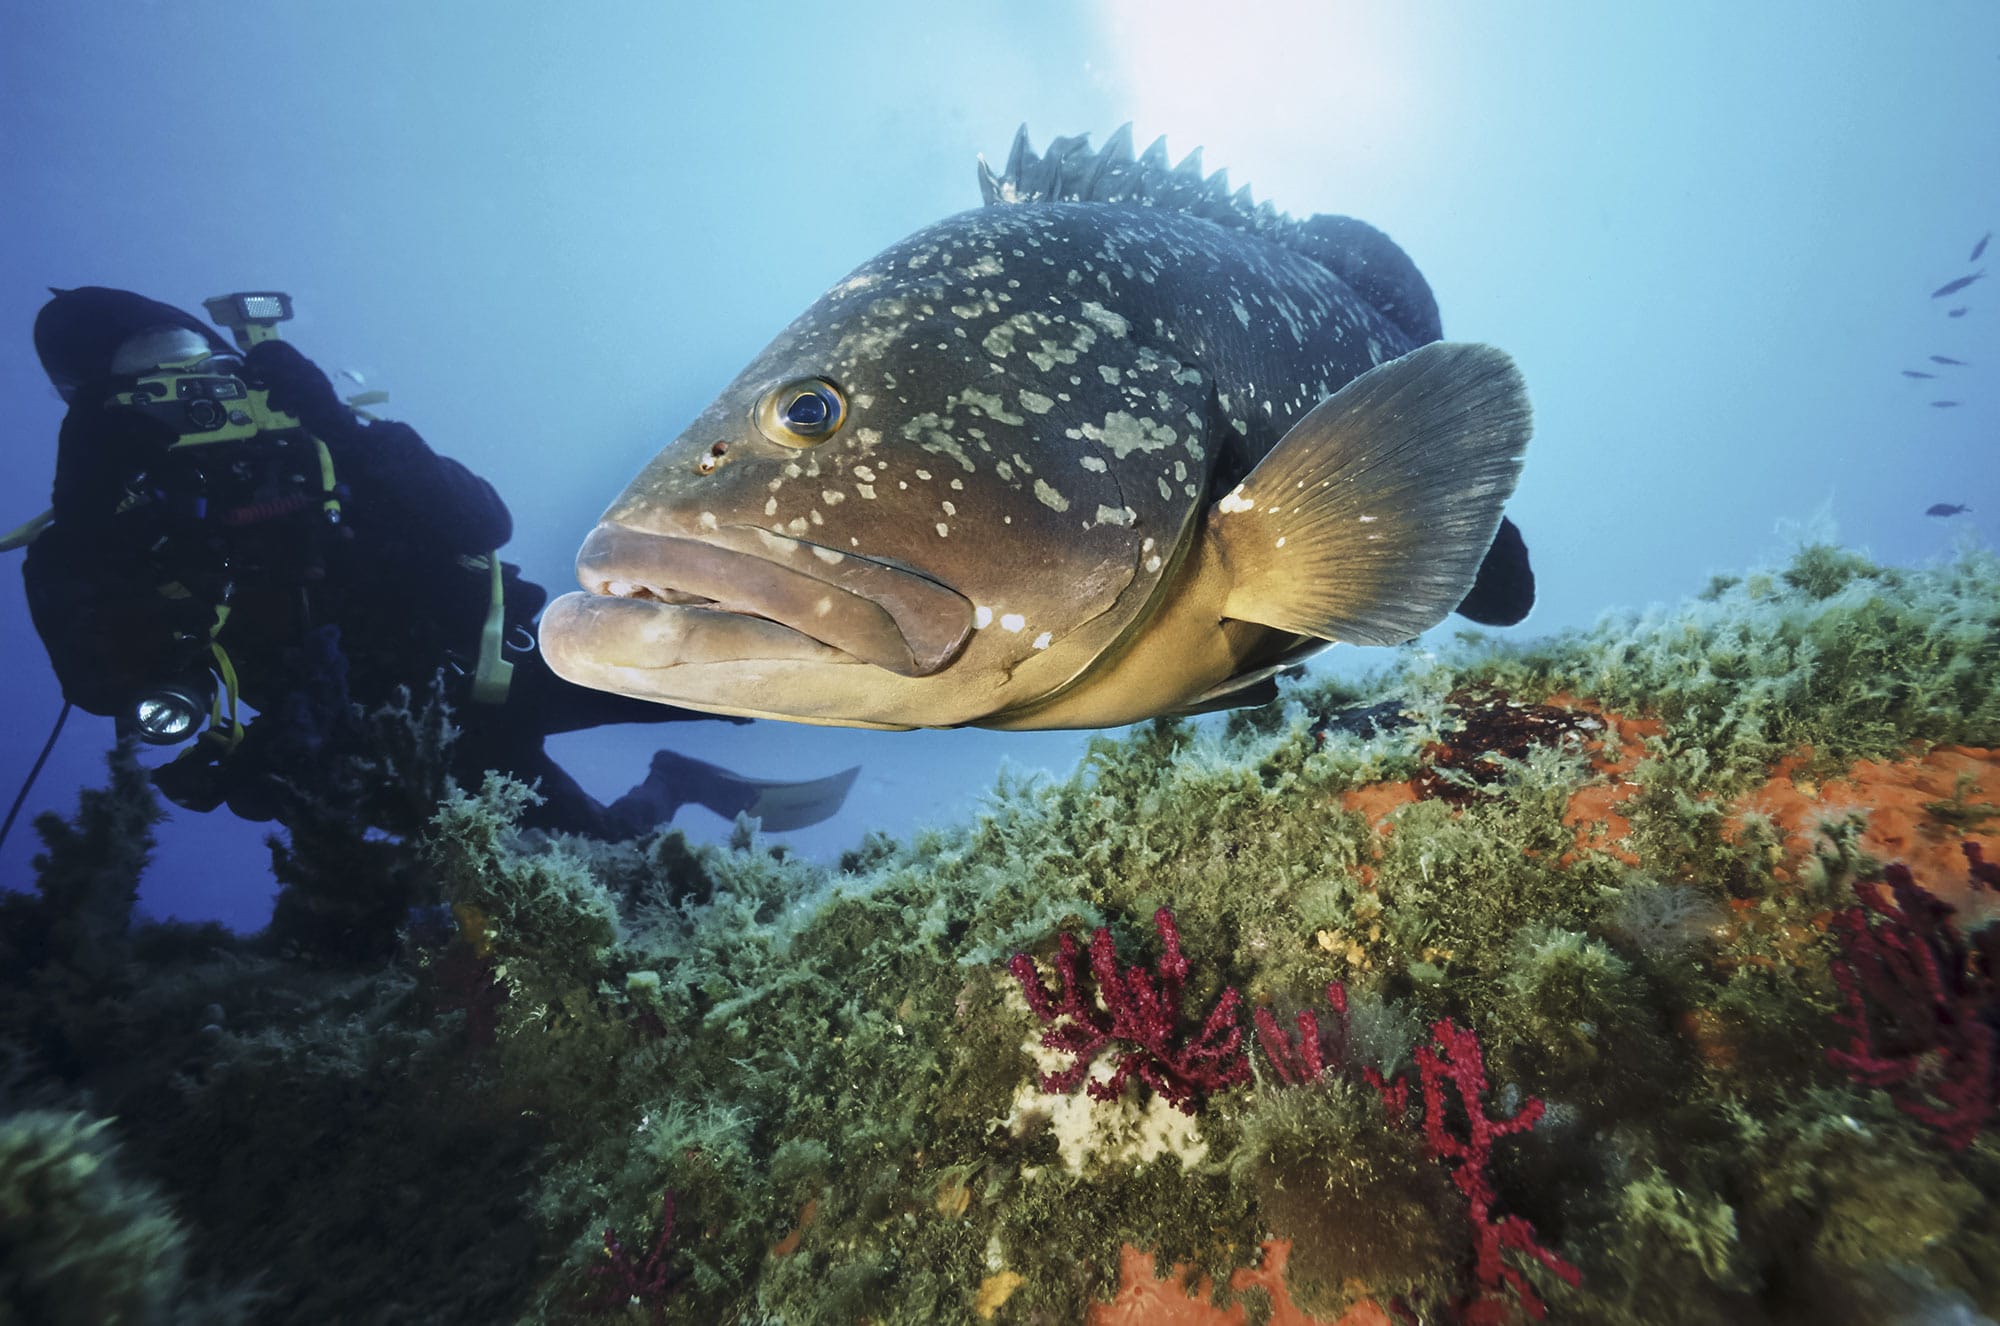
top-left (2, 541), bottom-right (1996, 1326)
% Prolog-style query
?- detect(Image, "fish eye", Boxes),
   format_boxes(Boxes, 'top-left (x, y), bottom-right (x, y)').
top-left (755, 377), bottom-right (846, 448)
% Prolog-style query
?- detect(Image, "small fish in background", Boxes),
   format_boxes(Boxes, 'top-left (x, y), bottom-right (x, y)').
top-left (1948, 307), bottom-right (1969, 317)
top-left (1902, 369), bottom-right (1937, 378)
top-left (1931, 400), bottom-right (1962, 408)
top-left (1930, 354), bottom-right (1968, 365)
top-left (1932, 271), bottom-right (1986, 299)
top-left (1974, 231), bottom-right (1992, 262)
top-left (1926, 503), bottom-right (1971, 517)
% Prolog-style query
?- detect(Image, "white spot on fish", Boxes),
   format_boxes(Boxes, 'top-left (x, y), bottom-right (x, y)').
top-left (1079, 455), bottom-right (1107, 473)
top-left (1079, 300), bottom-right (1130, 338)
top-left (857, 484), bottom-right (877, 500)
top-left (811, 545), bottom-right (845, 565)
top-left (1034, 480), bottom-right (1069, 512)
top-left (1218, 485), bottom-right (1254, 514)
top-left (1081, 411), bottom-right (1177, 459)
top-left (935, 523), bottom-right (950, 537)
top-left (698, 511), bottom-right (719, 531)
top-left (821, 489), bottom-right (846, 505)
top-left (853, 465), bottom-right (876, 482)
top-left (1032, 631), bottom-right (1052, 649)
top-left (1094, 505), bottom-right (1136, 527)
top-left (1000, 613), bottom-right (1025, 633)
top-left (1019, 390), bottom-right (1054, 414)
top-left (974, 605), bottom-right (993, 628)
top-left (953, 388), bottom-right (1025, 426)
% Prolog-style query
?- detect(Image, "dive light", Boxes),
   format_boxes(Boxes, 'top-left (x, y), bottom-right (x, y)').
top-left (130, 675), bottom-right (216, 745)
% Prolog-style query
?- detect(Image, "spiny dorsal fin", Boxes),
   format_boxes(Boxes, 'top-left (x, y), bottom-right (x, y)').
top-left (976, 125), bottom-right (1443, 345)
top-left (1210, 343), bottom-right (1531, 645)
top-left (977, 123), bottom-right (1287, 235)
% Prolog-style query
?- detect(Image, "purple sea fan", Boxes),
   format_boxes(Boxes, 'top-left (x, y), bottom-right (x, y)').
top-left (1009, 907), bottom-right (1250, 1115)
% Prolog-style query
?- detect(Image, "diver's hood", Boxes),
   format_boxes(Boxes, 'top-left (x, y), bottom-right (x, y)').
top-left (34, 287), bottom-right (234, 395)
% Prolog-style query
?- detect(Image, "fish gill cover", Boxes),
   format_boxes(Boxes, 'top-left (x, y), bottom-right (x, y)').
top-left (2, 538), bottom-right (1997, 1324)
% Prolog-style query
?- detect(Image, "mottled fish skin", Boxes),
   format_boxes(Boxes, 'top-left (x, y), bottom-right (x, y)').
top-left (541, 130), bottom-right (1523, 729)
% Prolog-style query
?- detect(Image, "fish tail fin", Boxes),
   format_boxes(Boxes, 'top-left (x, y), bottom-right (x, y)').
top-left (1211, 342), bottom-right (1530, 645)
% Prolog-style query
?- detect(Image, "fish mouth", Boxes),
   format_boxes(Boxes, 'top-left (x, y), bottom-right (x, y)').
top-left (564, 521), bottom-right (973, 677)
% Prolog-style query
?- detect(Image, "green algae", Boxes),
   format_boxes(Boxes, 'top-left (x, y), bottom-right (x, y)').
top-left (0, 1110), bottom-right (190, 1325)
top-left (2, 542), bottom-right (1998, 1323)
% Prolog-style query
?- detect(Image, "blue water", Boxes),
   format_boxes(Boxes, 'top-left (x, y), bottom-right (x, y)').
top-left (4, 1), bottom-right (1995, 931)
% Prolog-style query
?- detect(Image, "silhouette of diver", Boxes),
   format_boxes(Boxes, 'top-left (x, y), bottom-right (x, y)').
top-left (9, 287), bottom-right (856, 839)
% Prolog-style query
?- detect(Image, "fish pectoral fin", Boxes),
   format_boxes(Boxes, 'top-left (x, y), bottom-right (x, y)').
top-left (1210, 341), bottom-right (1531, 645)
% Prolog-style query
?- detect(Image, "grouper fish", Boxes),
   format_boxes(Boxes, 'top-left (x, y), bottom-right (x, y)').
top-left (540, 126), bottom-right (1535, 730)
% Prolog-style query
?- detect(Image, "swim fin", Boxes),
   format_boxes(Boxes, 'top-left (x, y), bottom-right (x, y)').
top-left (606, 749), bottom-right (860, 835)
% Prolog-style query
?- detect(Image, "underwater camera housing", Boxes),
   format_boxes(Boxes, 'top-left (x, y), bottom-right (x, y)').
top-left (112, 358), bottom-right (257, 444)
top-left (104, 291), bottom-right (343, 588)
top-left (108, 292), bottom-right (295, 444)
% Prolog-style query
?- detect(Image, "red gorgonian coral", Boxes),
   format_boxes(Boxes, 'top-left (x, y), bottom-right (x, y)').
top-left (1825, 847), bottom-right (1999, 1150)
top-left (1008, 907), bottom-right (1250, 1115)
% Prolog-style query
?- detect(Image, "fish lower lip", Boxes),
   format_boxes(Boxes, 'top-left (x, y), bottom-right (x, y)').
top-left (573, 522), bottom-right (973, 676)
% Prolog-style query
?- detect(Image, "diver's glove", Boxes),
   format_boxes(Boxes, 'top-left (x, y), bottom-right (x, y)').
top-left (150, 750), bottom-right (229, 814)
top-left (244, 340), bottom-right (360, 443)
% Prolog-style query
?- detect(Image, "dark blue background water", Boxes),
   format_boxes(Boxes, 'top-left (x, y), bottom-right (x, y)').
top-left (5, 2), bottom-right (1995, 930)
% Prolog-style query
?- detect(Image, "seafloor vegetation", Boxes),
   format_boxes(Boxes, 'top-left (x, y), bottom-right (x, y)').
top-left (2, 541), bottom-right (1997, 1326)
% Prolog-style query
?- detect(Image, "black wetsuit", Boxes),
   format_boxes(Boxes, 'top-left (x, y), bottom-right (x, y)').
top-left (24, 336), bottom-right (683, 836)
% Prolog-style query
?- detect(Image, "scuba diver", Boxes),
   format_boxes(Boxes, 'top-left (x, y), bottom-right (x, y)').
top-left (7, 286), bottom-right (857, 842)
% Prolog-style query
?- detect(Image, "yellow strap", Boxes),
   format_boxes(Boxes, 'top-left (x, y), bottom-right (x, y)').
top-left (309, 435), bottom-right (342, 521)
top-left (203, 637), bottom-right (245, 754)
top-left (0, 508), bottom-right (54, 552)
top-left (159, 604), bottom-right (244, 772)
top-left (469, 553), bottom-right (513, 704)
